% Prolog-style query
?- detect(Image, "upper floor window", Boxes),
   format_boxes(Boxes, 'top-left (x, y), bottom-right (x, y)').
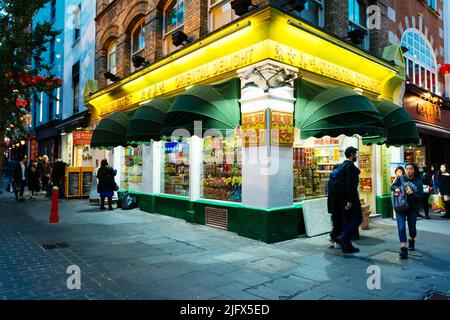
top-left (301, 0), bottom-right (324, 27)
top-left (428, 0), bottom-right (437, 11)
top-left (131, 19), bottom-right (146, 55)
top-left (163, 0), bottom-right (184, 55)
top-left (72, 61), bottom-right (80, 114)
top-left (73, 5), bottom-right (81, 43)
top-left (106, 40), bottom-right (117, 84)
top-left (401, 29), bottom-right (438, 93)
top-left (348, 0), bottom-right (369, 50)
top-left (50, 0), bottom-right (56, 21)
top-left (209, 0), bottom-right (237, 32)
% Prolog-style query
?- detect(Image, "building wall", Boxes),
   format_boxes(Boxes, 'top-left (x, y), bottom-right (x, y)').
top-left (94, 0), bottom-right (393, 90)
top-left (31, 0), bottom-right (65, 127)
top-left (389, 0), bottom-right (446, 95)
top-left (63, 0), bottom-right (97, 120)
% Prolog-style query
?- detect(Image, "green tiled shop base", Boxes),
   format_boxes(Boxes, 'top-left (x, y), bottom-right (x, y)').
top-left (376, 195), bottom-right (393, 218)
top-left (122, 191), bottom-right (304, 244)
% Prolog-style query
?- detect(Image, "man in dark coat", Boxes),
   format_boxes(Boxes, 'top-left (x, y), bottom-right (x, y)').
top-left (13, 155), bottom-right (28, 201)
top-left (340, 146), bottom-right (363, 253)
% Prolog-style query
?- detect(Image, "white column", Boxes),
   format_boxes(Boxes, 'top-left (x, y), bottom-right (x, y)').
top-left (113, 146), bottom-right (124, 190)
top-left (189, 135), bottom-right (202, 201)
top-left (238, 61), bottom-right (298, 209)
top-left (152, 141), bottom-right (162, 194)
top-left (375, 145), bottom-right (382, 197)
top-left (142, 143), bottom-right (153, 194)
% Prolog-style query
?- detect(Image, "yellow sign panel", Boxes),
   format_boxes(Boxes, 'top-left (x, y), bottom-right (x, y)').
top-left (271, 41), bottom-right (381, 93)
top-left (242, 110), bottom-right (267, 147)
top-left (270, 110), bottom-right (294, 146)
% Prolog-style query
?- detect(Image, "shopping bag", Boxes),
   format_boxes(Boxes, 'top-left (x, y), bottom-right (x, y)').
top-left (431, 194), bottom-right (445, 211)
top-left (6, 180), bottom-right (14, 193)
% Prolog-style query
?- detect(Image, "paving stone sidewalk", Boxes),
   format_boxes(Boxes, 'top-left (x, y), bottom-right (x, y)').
top-left (1, 180), bottom-right (450, 300)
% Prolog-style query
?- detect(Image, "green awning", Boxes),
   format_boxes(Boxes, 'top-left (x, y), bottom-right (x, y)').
top-left (294, 78), bottom-right (386, 140)
top-left (91, 112), bottom-right (130, 149)
top-left (126, 98), bottom-right (170, 144)
top-left (161, 78), bottom-right (240, 137)
top-left (362, 100), bottom-right (420, 147)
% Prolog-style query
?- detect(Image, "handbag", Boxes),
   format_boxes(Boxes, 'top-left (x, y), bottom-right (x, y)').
top-left (6, 180), bottom-right (14, 193)
top-left (423, 184), bottom-right (430, 194)
top-left (392, 175), bottom-right (409, 212)
top-left (444, 195), bottom-right (450, 202)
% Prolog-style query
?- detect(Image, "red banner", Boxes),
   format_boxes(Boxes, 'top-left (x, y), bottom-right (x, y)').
top-left (73, 131), bottom-right (93, 145)
top-left (29, 136), bottom-right (38, 161)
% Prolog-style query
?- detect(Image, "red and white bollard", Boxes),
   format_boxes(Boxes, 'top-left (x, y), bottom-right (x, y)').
top-left (49, 186), bottom-right (59, 224)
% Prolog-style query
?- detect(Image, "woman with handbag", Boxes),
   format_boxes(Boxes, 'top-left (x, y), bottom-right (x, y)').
top-left (391, 163), bottom-right (424, 259)
top-left (420, 165), bottom-right (432, 219)
top-left (438, 164), bottom-right (450, 219)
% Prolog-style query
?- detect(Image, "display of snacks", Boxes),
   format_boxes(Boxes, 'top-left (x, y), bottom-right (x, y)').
top-left (293, 144), bottom-right (341, 201)
top-left (122, 146), bottom-right (143, 190)
top-left (163, 140), bottom-right (190, 197)
top-left (202, 136), bottom-right (242, 202)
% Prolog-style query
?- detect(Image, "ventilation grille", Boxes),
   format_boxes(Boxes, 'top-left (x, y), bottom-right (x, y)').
top-left (205, 207), bottom-right (228, 230)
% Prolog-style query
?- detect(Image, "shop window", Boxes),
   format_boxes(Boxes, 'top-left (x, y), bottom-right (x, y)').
top-left (348, 0), bottom-right (369, 51)
top-left (293, 135), bottom-right (347, 201)
top-left (50, 36), bottom-right (55, 65)
top-left (163, 0), bottom-right (184, 55)
top-left (122, 146), bottom-right (143, 191)
top-left (300, 0), bottom-right (324, 27)
top-left (202, 136), bottom-right (242, 203)
top-left (209, 0), bottom-right (237, 32)
top-left (401, 29), bottom-right (438, 93)
top-left (48, 98), bottom-right (54, 122)
top-left (162, 139), bottom-right (190, 196)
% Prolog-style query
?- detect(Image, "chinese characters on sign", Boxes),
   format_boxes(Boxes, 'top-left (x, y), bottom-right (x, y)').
top-left (29, 136), bottom-right (38, 161)
top-left (270, 110), bottom-right (294, 146)
top-left (360, 178), bottom-right (372, 192)
top-left (416, 100), bottom-right (441, 121)
top-left (73, 131), bottom-right (93, 145)
top-left (241, 110), bottom-right (267, 147)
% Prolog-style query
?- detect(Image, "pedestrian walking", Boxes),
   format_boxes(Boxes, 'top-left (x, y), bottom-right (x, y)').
top-left (431, 163), bottom-right (440, 195)
top-left (97, 159), bottom-right (117, 211)
top-left (26, 160), bottom-right (40, 199)
top-left (419, 165), bottom-right (432, 219)
top-left (391, 163), bottom-right (424, 259)
top-left (13, 155), bottom-right (28, 201)
top-left (41, 155), bottom-right (52, 196)
top-left (438, 164), bottom-right (450, 219)
top-left (337, 146), bottom-right (362, 254)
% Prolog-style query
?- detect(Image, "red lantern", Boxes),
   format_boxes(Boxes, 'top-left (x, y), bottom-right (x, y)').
top-left (16, 99), bottom-right (21, 107)
top-left (439, 64), bottom-right (450, 75)
top-left (5, 71), bottom-right (13, 78)
top-left (55, 77), bottom-right (62, 86)
top-left (21, 100), bottom-right (27, 107)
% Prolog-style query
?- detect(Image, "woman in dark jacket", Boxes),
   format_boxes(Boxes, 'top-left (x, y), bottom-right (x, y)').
top-left (97, 159), bottom-right (117, 210)
top-left (438, 164), bottom-right (450, 219)
top-left (27, 160), bottom-right (40, 199)
top-left (391, 163), bottom-right (424, 259)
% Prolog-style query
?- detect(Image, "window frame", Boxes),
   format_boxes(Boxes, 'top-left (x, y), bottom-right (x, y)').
top-left (348, 0), bottom-right (369, 51)
top-left (162, 0), bottom-right (185, 55)
top-left (72, 62), bottom-right (80, 114)
top-left (73, 5), bottom-right (81, 44)
top-left (208, 0), bottom-right (237, 32)
top-left (300, 0), bottom-right (325, 28)
top-left (401, 29), bottom-right (438, 93)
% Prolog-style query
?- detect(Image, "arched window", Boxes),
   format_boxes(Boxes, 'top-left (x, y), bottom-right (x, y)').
top-left (106, 40), bottom-right (117, 84)
top-left (163, 0), bottom-right (184, 55)
top-left (401, 29), bottom-right (438, 93)
top-left (131, 18), bottom-right (146, 56)
top-left (348, 0), bottom-right (369, 50)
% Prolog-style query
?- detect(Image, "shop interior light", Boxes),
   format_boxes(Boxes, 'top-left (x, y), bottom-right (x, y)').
top-left (76, 127), bottom-right (82, 130)
top-left (354, 88), bottom-right (364, 95)
top-left (104, 71), bottom-right (121, 82)
top-left (60, 132), bottom-right (66, 136)
top-left (20, 140), bottom-right (25, 145)
top-left (172, 30), bottom-right (193, 47)
top-left (15, 143), bottom-right (19, 147)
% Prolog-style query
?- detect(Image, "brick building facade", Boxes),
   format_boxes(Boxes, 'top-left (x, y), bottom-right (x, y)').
top-left (94, 0), bottom-right (397, 90)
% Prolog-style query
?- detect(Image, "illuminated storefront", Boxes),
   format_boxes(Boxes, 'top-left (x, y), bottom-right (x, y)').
top-left (86, 6), bottom-right (415, 243)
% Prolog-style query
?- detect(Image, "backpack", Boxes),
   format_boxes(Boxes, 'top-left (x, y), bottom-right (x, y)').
top-left (120, 191), bottom-right (138, 210)
top-left (328, 162), bottom-right (348, 198)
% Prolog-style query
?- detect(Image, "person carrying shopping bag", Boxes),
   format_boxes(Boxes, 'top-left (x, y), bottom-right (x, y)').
top-left (391, 163), bottom-right (424, 259)
top-left (438, 164), bottom-right (450, 219)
